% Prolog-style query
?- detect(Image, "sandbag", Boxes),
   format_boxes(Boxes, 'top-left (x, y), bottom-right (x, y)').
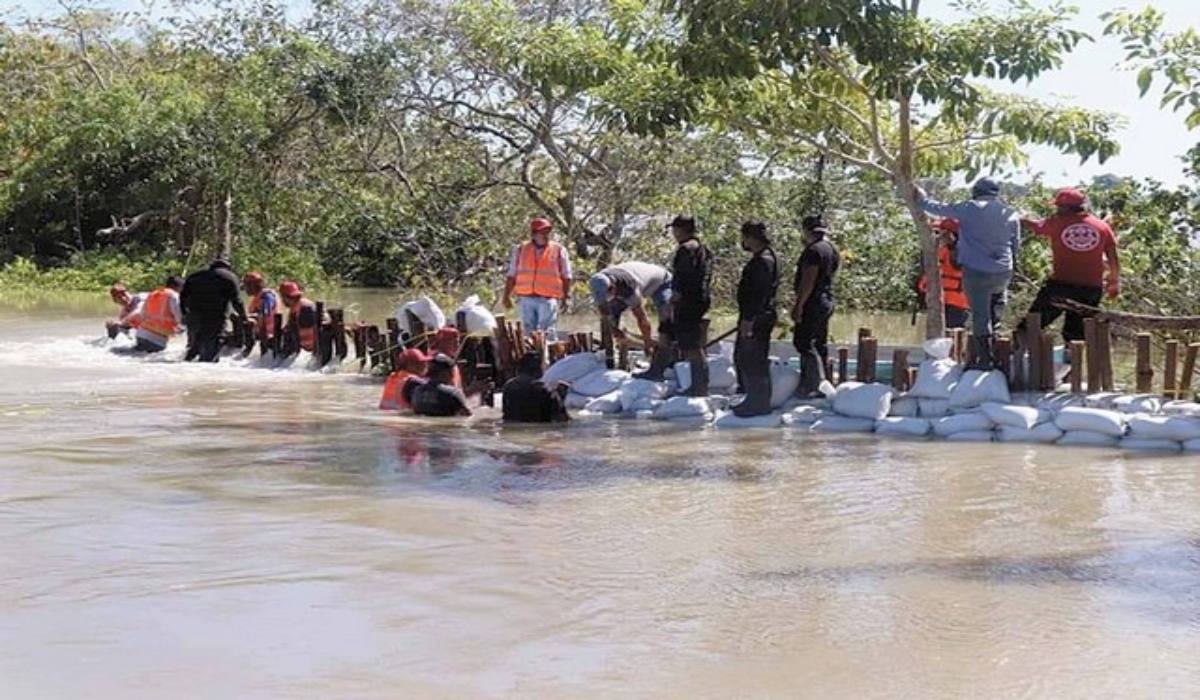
top-left (571, 369), bottom-right (630, 397)
top-left (996, 423), bottom-right (1063, 444)
top-left (832, 381), bottom-right (894, 420)
top-left (1083, 392), bottom-right (1121, 409)
top-left (1119, 437), bottom-right (1182, 452)
top-left (809, 416), bottom-right (875, 433)
top-left (888, 396), bottom-right (920, 418)
top-left (1036, 393), bottom-right (1086, 412)
top-left (981, 402), bottom-right (1040, 430)
top-left (654, 396), bottom-right (712, 419)
top-left (788, 405), bottom-right (828, 424)
top-left (1124, 414), bottom-right (1200, 442)
top-left (627, 396), bottom-right (664, 414)
top-left (543, 352), bottom-right (604, 385)
top-left (673, 361), bottom-right (692, 392)
top-left (948, 369), bottom-right (1011, 409)
top-left (769, 362), bottom-right (801, 408)
top-left (945, 430), bottom-right (995, 443)
top-left (1183, 438), bottom-right (1200, 451)
top-left (618, 378), bottom-right (670, 411)
top-left (564, 392), bottom-right (591, 410)
top-left (1054, 407), bottom-right (1125, 438)
top-left (1111, 394), bottom-right (1162, 415)
top-left (708, 356), bottom-right (737, 391)
top-left (931, 412), bottom-right (994, 437)
top-left (874, 417), bottom-right (931, 436)
top-left (1057, 430), bottom-right (1119, 447)
top-left (454, 294), bottom-right (497, 334)
top-left (1162, 401), bottom-right (1200, 417)
top-left (582, 391), bottom-right (623, 414)
top-left (713, 411), bottom-right (783, 429)
top-left (909, 359), bottom-right (962, 399)
top-left (394, 295), bottom-right (446, 333)
top-left (918, 398), bottom-right (951, 418)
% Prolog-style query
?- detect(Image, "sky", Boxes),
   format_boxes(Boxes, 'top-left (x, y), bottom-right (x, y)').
top-left (8, 0), bottom-right (1200, 187)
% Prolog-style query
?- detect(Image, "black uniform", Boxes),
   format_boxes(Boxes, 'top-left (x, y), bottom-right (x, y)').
top-left (180, 260), bottom-right (246, 362)
top-left (501, 374), bottom-right (569, 423)
top-left (792, 236), bottom-right (840, 394)
top-left (411, 380), bottom-right (472, 417)
top-left (669, 238), bottom-right (713, 350)
top-left (734, 246), bottom-right (779, 416)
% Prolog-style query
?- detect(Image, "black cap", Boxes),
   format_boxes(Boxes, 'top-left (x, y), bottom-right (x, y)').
top-left (740, 220), bottom-right (769, 242)
top-left (517, 351), bottom-right (544, 378)
top-left (802, 215), bottom-right (829, 235)
top-left (668, 214), bottom-right (696, 234)
top-left (430, 353), bottom-right (455, 370)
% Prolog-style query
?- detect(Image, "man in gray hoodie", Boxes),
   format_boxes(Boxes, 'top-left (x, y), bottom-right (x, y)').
top-left (914, 177), bottom-right (1021, 370)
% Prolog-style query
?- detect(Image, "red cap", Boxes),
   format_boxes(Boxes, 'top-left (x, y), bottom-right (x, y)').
top-left (242, 271), bottom-right (264, 286)
top-left (934, 218), bottom-right (960, 234)
top-left (278, 280), bottom-right (302, 298)
top-left (398, 347), bottom-right (431, 364)
top-left (530, 218), bottom-right (553, 234)
top-left (109, 283), bottom-right (128, 297)
top-left (1053, 188), bottom-right (1086, 207)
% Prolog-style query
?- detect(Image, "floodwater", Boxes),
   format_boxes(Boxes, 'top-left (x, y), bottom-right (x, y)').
top-left (2, 292), bottom-right (1199, 699)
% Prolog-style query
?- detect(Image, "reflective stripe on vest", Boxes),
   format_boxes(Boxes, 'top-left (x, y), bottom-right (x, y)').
top-left (513, 242), bottom-right (564, 298)
top-left (139, 288), bottom-right (177, 337)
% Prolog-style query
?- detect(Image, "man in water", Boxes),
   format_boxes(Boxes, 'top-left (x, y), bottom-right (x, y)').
top-left (790, 215), bottom-right (840, 398)
top-left (411, 354), bottom-right (473, 417)
top-left (379, 347), bottom-right (431, 412)
top-left (241, 271), bottom-right (278, 345)
top-left (105, 283), bottom-right (146, 339)
top-left (123, 275), bottom-right (184, 353)
top-left (181, 258), bottom-right (246, 362)
top-left (588, 261), bottom-right (672, 362)
top-left (733, 220), bottom-right (779, 417)
top-left (501, 351), bottom-right (570, 423)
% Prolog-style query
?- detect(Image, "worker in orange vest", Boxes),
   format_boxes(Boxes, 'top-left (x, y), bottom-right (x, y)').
top-left (379, 347), bottom-right (431, 411)
top-left (278, 280), bottom-right (322, 355)
top-left (502, 218), bottom-right (572, 339)
top-left (105, 283), bottom-right (147, 339)
top-left (124, 275), bottom-right (184, 352)
top-left (918, 218), bottom-right (971, 330)
top-left (241, 271), bottom-right (278, 343)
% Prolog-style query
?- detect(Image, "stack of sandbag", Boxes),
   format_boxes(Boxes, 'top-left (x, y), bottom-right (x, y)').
top-left (653, 396), bottom-right (715, 424)
top-left (455, 294), bottom-right (497, 334)
top-left (1053, 406), bottom-right (1126, 447)
top-left (394, 296), bottom-right (446, 333)
top-left (544, 352), bottom-right (607, 409)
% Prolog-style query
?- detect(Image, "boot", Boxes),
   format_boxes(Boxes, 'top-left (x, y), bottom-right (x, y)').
top-left (733, 373), bottom-right (773, 416)
top-left (633, 345), bottom-right (674, 381)
top-left (968, 334), bottom-right (994, 371)
top-left (684, 356), bottom-right (709, 397)
top-left (795, 352), bottom-right (825, 398)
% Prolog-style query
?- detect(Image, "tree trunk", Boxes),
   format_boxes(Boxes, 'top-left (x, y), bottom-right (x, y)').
top-left (216, 187), bottom-right (233, 260)
top-left (897, 90), bottom-right (943, 339)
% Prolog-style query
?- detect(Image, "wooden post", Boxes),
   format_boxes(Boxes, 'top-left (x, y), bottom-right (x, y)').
top-left (1135, 332), bottom-right (1153, 393)
top-left (365, 325), bottom-right (382, 370)
top-left (1164, 339), bottom-right (1180, 399)
top-left (492, 315), bottom-right (513, 379)
top-left (1009, 330), bottom-right (1026, 392)
top-left (993, 337), bottom-right (1013, 380)
top-left (1098, 320), bottom-right (1115, 391)
top-left (825, 357), bottom-right (835, 385)
top-left (1069, 341), bottom-right (1085, 394)
top-left (954, 328), bottom-right (969, 365)
top-left (315, 301), bottom-right (333, 367)
top-left (1025, 312), bottom-right (1043, 390)
top-left (837, 347), bottom-right (849, 386)
top-left (352, 325), bottom-right (367, 370)
top-left (600, 316), bottom-right (615, 369)
top-left (907, 366), bottom-right (919, 389)
top-left (1180, 343), bottom-right (1200, 399)
top-left (855, 328), bottom-right (872, 382)
top-left (1083, 318), bottom-right (1100, 393)
top-left (271, 313), bottom-right (283, 357)
top-left (891, 349), bottom-right (909, 391)
top-left (861, 337), bottom-right (878, 384)
top-left (1038, 331), bottom-right (1055, 391)
top-left (330, 308), bottom-right (347, 361)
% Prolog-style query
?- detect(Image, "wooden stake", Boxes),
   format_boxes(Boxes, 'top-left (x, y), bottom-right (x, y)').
top-left (837, 347), bottom-right (849, 386)
top-left (1135, 332), bottom-right (1153, 393)
top-left (891, 349), bottom-right (909, 390)
top-left (994, 336), bottom-right (1013, 380)
top-left (1181, 343), bottom-right (1200, 399)
top-left (1164, 339), bottom-right (1179, 399)
top-left (1098, 320), bottom-right (1115, 391)
top-left (1026, 312), bottom-right (1043, 391)
top-left (1069, 340), bottom-right (1085, 394)
top-left (862, 337), bottom-right (878, 384)
top-left (1038, 331), bottom-right (1055, 391)
top-left (1083, 318), bottom-right (1100, 394)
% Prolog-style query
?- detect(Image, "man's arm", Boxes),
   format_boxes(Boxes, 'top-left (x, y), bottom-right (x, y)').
top-left (558, 247), bottom-right (572, 301)
top-left (792, 263), bottom-right (819, 322)
top-left (913, 186), bottom-right (964, 218)
top-left (1104, 228), bottom-right (1121, 298)
top-left (631, 304), bottom-right (656, 353)
top-left (503, 245), bottom-right (520, 308)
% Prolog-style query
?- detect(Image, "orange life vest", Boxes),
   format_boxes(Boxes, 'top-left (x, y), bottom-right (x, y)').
top-left (138, 288), bottom-right (178, 337)
top-left (380, 369), bottom-right (420, 411)
top-left (512, 241), bottom-right (565, 298)
top-left (287, 298), bottom-right (318, 351)
top-left (247, 290), bottom-right (276, 339)
top-left (919, 246), bottom-right (968, 310)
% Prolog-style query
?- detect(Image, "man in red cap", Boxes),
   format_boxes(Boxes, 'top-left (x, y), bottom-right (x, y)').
top-left (278, 280), bottom-right (322, 356)
top-left (502, 217), bottom-right (572, 339)
top-left (1017, 188), bottom-right (1120, 347)
top-left (917, 218), bottom-right (970, 330)
top-left (379, 347), bottom-right (431, 411)
top-left (105, 283), bottom-right (147, 339)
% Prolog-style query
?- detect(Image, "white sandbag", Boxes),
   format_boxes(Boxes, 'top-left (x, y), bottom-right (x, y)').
top-left (543, 352), bottom-right (604, 385)
top-left (874, 417), bottom-right (931, 436)
top-left (888, 396), bottom-right (920, 418)
top-left (673, 361), bottom-right (692, 392)
top-left (1083, 392), bottom-right (1121, 409)
top-left (1036, 393), bottom-right (1086, 412)
top-left (1054, 407), bottom-right (1125, 438)
top-left (809, 416), bottom-right (876, 433)
top-left (945, 430), bottom-right (995, 443)
top-left (713, 411), bottom-right (783, 429)
top-left (1119, 437), bottom-right (1182, 452)
top-left (1162, 401), bottom-right (1200, 417)
top-left (1125, 414), bottom-right (1200, 442)
top-left (909, 359), bottom-right (962, 399)
top-left (627, 397), bottom-right (664, 413)
top-left (654, 396), bottom-right (712, 419)
top-left (932, 412), bottom-right (994, 437)
top-left (769, 362), bottom-right (801, 408)
top-left (948, 370), bottom-right (1011, 409)
top-left (918, 398), bottom-right (951, 418)
top-left (394, 295), bottom-right (446, 333)
top-left (1057, 430), bottom-right (1119, 447)
top-left (454, 294), bottom-right (497, 333)
top-left (981, 402), bottom-right (1040, 430)
top-left (564, 391), bottom-right (591, 410)
top-left (1184, 438), bottom-right (1200, 452)
top-left (788, 405), bottom-right (828, 424)
top-left (571, 368), bottom-right (630, 397)
top-left (996, 423), bottom-right (1063, 443)
top-left (1111, 394), bottom-right (1162, 415)
top-left (618, 378), bottom-right (670, 411)
top-left (708, 356), bottom-right (737, 391)
top-left (832, 381), bottom-right (894, 420)
top-left (582, 391), bottom-right (623, 414)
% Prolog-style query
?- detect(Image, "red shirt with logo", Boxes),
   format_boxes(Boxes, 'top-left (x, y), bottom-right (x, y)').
top-left (1029, 213), bottom-right (1118, 288)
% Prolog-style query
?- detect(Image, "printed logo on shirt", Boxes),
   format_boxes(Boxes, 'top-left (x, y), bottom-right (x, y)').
top-left (1060, 223), bottom-right (1100, 252)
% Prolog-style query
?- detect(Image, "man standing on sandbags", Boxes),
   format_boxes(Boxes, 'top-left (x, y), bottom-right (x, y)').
top-left (732, 221), bottom-right (780, 417)
top-left (913, 178), bottom-right (1021, 370)
top-left (662, 214), bottom-right (714, 394)
top-left (790, 215), bottom-right (841, 398)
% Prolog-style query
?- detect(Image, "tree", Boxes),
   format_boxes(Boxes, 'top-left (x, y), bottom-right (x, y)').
top-left (663, 0), bottom-right (1123, 338)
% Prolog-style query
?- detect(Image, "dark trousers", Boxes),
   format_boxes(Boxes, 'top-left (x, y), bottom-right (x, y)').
top-left (186, 318), bottom-right (224, 362)
top-left (734, 335), bottom-right (772, 414)
top-left (945, 305), bottom-right (970, 331)
top-left (1017, 280), bottom-right (1103, 344)
top-left (792, 297), bottom-right (833, 394)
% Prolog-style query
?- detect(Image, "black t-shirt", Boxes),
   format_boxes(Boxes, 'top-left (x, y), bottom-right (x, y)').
top-left (411, 380), bottom-right (471, 417)
top-left (671, 238), bottom-right (713, 317)
top-left (501, 375), bottom-right (569, 423)
top-left (737, 246), bottom-right (779, 322)
top-left (794, 238), bottom-right (840, 306)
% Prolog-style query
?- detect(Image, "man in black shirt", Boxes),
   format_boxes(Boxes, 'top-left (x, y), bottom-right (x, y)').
top-left (501, 352), bottom-right (570, 423)
top-left (791, 215), bottom-right (841, 397)
top-left (656, 214), bottom-right (714, 395)
top-left (412, 354), bottom-right (473, 417)
top-left (181, 258), bottom-right (246, 362)
top-left (733, 220), bottom-right (779, 417)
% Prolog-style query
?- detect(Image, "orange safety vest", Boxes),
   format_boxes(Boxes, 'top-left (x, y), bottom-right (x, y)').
top-left (380, 369), bottom-right (420, 411)
top-left (919, 246), bottom-right (969, 310)
top-left (247, 290), bottom-right (275, 339)
top-left (139, 288), bottom-right (178, 337)
top-left (512, 241), bottom-right (565, 299)
top-left (287, 298), bottom-right (318, 351)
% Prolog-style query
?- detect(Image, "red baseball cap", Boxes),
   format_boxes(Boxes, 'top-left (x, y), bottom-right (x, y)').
top-left (530, 218), bottom-right (553, 234)
top-left (934, 218), bottom-right (960, 234)
top-left (278, 280), bottom-right (303, 298)
top-left (398, 347), bottom-right (431, 364)
top-left (1053, 188), bottom-right (1087, 207)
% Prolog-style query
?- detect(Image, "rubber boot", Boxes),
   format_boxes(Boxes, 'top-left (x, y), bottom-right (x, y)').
top-left (733, 372), bottom-right (773, 416)
top-left (633, 345), bottom-right (674, 381)
top-left (968, 334), bottom-right (994, 371)
top-left (684, 353), bottom-right (709, 397)
top-left (795, 352), bottom-right (825, 398)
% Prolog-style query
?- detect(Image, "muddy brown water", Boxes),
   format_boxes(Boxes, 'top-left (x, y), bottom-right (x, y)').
top-left (1, 292), bottom-right (1198, 698)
